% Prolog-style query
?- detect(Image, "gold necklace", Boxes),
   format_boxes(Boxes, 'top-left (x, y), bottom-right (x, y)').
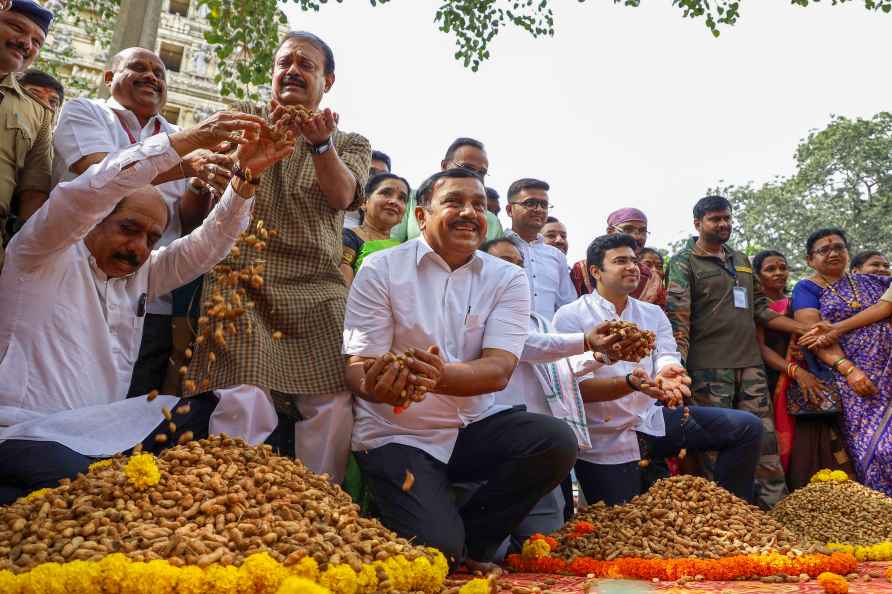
top-left (358, 223), bottom-right (388, 242)
top-left (817, 273), bottom-right (863, 310)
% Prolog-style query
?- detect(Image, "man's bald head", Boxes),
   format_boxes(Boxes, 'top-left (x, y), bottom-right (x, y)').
top-left (105, 47), bottom-right (167, 123)
top-left (85, 186), bottom-right (169, 278)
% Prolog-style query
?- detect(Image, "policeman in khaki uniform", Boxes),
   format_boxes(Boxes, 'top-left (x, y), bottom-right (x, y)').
top-left (0, 0), bottom-right (54, 271)
top-left (666, 196), bottom-right (812, 509)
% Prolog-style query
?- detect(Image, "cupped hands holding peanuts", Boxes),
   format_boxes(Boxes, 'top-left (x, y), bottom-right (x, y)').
top-left (359, 346), bottom-right (444, 411)
top-left (626, 364), bottom-right (692, 409)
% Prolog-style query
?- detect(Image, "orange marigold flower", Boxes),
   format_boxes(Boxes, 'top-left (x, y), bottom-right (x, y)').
top-left (817, 572), bottom-right (849, 594)
top-left (570, 521), bottom-right (596, 535)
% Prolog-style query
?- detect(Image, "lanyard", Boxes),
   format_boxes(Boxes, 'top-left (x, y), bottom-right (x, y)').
top-left (114, 110), bottom-right (161, 144)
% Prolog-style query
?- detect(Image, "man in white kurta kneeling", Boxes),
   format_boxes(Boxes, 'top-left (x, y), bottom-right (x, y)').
top-left (0, 112), bottom-right (294, 504)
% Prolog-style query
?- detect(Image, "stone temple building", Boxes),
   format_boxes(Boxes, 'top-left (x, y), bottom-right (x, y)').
top-left (42, 0), bottom-right (283, 126)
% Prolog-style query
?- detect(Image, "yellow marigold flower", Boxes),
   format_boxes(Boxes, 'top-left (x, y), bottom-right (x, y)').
top-left (62, 560), bottom-right (103, 594)
top-left (175, 566), bottom-right (207, 594)
top-left (521, 538), bottom-right (551, 560)
top-left (817, 571), bottom-right (849, 593)
top-left (319, 564), bottom-right (358, 594)
top-left (22, 561), bottom-right (66, 594)
top-left (21, 487), bottom-right (53, 502)
top-left (355, 564), bottom-right (378, 594)
top-left (98, 553), bottom-right (131, 594)
top-left (124, 453), bottom-right (160, 490)
top-left (238, 552), bottom-right (288, 593)
top-left (290, 557), bottom-right (319, 581)
top-left (811, 469), bottom-right (833, 483)
top-left (88, 459), bottom-right (114, 472)
top-left (427, 549), bottom-right (449, 582)
top-left (409, 556), bottom-right (440, 593)
top-left (379, 556), bottom-right (411, 593)
top-left (458, 578), bottom-right (492, 594)
top-left (0, 570), bottom-right (20, 594)
top-left (829, 470), bottom-right (848, 482)
top-left (205, 564), bottom-right (240, 594)
top-left (276, 576), bottom-right (332, 594)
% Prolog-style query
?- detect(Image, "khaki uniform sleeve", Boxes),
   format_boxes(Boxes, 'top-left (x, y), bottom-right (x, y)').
top-left (336, 132), bottom-right (371, 211)
top-left (666, 254), bottom-right (693, 362)
top-left (16, 107), bottom-right (53, 194)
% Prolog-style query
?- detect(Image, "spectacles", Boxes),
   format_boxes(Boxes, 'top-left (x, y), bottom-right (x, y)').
top-left (812, 243), bottom-right (848, 257)
top-left (450, 161), bottom-right (488, 178)
top-left (512, 198), bottom-right (553, 211)
top-left (610, 224), bottom-right (650, 237)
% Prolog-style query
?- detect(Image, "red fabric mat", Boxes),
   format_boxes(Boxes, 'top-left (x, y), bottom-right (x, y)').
top-left (454, 563), bottom-right (892, 594)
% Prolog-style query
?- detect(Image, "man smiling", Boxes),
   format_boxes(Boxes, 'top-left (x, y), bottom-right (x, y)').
top-left (188, 31), bottom-right (371, 483)
top-left (344, 168), bottom-right (576, 568)
top-left (0, 1), bottom-right (54, 271)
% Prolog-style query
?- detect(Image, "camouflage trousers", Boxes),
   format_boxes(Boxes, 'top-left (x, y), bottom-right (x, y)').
top-left (689, 366), bottom-right (788, 509)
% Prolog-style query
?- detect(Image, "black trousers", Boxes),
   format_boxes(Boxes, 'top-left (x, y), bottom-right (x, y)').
top-left (127, 313), bottom-right (173, 397)
top-left (0, 393), bottom-right (217, 505)
top-left (356, 408), bottom-right (577, 567)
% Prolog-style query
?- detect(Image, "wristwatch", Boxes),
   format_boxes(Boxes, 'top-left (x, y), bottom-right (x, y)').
top-left (308, 137), bottom-right (333, 155)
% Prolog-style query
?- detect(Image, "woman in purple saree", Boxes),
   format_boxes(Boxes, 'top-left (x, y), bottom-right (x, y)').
top-left (791, 228), bottom-right (892, 496)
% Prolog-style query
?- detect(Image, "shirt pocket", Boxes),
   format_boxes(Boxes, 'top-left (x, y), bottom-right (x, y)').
top-left (460, 317), bottom-right (487, 360)
top-left (6, 110), bottom-right (34, 169)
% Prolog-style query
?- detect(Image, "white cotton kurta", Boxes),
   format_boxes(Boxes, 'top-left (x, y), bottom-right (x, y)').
top-left (553, 292), bottom-right (682, 465)
top-left (53, 96), bottom-right (187, 315)
top-left (0, 134), bottom-right (275, 456)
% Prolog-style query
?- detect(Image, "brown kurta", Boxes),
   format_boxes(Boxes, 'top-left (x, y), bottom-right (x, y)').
top-left (186, 125), bottom-right (371, 401)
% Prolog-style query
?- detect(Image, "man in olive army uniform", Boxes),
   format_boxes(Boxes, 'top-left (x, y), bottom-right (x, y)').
top-left (666, 195), bottom-right (812, 508)
top-left (0, 0), bottom-right (53, 271)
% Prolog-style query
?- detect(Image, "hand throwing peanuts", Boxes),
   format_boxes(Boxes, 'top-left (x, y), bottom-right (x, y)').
top-left (602, 320), bottom-right (657, 362)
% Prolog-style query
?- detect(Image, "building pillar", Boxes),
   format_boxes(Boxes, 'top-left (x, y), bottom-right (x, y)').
top-left (100, 0), bottom-right (164, 96)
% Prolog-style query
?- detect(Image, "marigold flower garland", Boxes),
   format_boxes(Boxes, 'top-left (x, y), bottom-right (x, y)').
top-left (0, 549), bottom-right (449, 594)
top-left (508, 533), bottom-right (858, 583)
top-left (826, 541), bottom-right (892, 561)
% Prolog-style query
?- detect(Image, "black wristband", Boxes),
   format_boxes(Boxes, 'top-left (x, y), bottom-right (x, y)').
top-left (625, 373), bottom-right (637, 391)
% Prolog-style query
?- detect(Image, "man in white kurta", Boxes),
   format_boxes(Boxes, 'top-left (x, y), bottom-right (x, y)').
top-left (554, 233), bottom-right (763, 506)
top-left (0, 114), bottom-right (284, 503)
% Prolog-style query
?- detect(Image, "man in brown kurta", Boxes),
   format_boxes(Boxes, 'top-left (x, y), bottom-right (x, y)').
top-left (185, 31), bottom-right (370, 482)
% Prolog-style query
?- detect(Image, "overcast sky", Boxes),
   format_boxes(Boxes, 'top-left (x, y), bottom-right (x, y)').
top-left (280, 0), bottom-right (891, 264)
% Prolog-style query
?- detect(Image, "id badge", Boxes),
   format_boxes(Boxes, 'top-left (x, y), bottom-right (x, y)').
top-left (733, 286), bottom-right (748, 309)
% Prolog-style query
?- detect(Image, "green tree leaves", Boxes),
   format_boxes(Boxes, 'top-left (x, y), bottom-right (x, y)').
top-left (722, 113), bottom-right (892, 275)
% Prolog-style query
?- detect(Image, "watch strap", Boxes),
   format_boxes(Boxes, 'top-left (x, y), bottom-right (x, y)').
top-left (309, 137), bottom-right (333, 155)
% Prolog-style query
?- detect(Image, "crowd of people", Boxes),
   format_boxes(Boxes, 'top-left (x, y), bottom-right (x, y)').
top-left (1, 0), bottom-right (892, 571)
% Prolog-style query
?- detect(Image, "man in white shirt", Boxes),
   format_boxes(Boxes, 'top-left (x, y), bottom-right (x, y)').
top-left (554, 233), bottom-right (763, 506)
top-left (482, 238), bottom-right (630, 552)
top-left (504, 178), bottom-right (576, 319)
top-left (0, 112), bottom-right (293, 504)
top-left (53, 47), bottom-right (235, 397)
top-left (343, 169), bottom-right (577, 568)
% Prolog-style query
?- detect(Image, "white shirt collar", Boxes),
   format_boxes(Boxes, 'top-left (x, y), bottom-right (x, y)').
top-left (105, 96), bottom-right (167, 131)
top-left (414, 234), bottom-right (483, 272)
top-left (506, 228), bottom-right (544, 245)
top-left (586, 289), bottom-right (633, 317)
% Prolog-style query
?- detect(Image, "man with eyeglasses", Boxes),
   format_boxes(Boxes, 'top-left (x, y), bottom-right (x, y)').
top-left (390, 137), bottom-right (502, 243)
top-left (666, 195), bottom-right (812, 509)
top-left (570, 208), bottom-right (663, 306)
top-left (504, 178), bottom-right (576, 320)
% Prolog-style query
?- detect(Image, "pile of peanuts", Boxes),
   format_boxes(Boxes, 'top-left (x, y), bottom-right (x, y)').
top-left (604, 320), bottom-right (656, 362)
top-left (0, 436), bottom-right (434, 575)
top-left (268, 105), bottom-right (319, 143)
top-left (183, 219), bottom-right (282, 394)
top-left (770, 479), bottom-right (892, 546)
top-left (557, 476), bottom-right (811, 560)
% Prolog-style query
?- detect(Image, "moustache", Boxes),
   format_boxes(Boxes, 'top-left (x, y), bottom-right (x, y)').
top-left (281, 75), bottom-right (307, 89)
top-left (113, 251), bottom-right (140, 267)
top-left (134, 78), bottom-right (162, 92)
top-left (7, 42), bottom-right (30, 59)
